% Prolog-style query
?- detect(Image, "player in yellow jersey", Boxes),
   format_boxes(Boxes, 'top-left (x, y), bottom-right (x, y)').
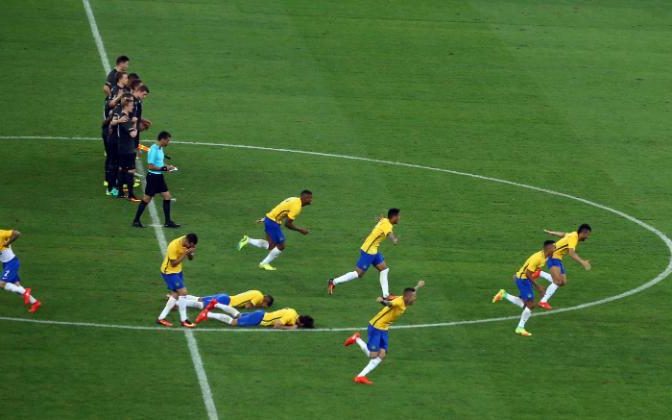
top-left (492, 241), bottom-right (556, 336)
top-left (237, 190), bottom-right (313, 271)
top-left (197, 306), bottom-right (315, 329)
top-left (0, 229), bottom-right (41, 313)
top-left (156, 233), bottom-right (198, 328)
top-left (328, 208), bottom-right (400, 298)
top-left (536, 224), bottom-right (592, 310)
top-left (188, 290), bottom-right (275, 324)
top-left (343, 280), bottom-right (424, 385)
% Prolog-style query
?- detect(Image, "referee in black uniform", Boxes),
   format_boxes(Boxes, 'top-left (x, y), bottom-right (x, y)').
top-left (132, 131), bottom-right (180, 228)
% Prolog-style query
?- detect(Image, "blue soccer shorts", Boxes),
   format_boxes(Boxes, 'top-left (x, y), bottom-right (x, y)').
top-left (366, 324), bottom-right (389, 352)
top-left (264, 217), bottom-right (286, 245)
top-left (515, 277), bottom-right (534, 302)
top-left (201, 294), bottom-right (231, 306)
top-left (236, 310), bottom-right (265, 327)
top-left (546, 258), bottom-right (566, 275)
top-left (356, 250), bottom-right (384, 271)
top-left (161, 272), bottom-right (185, 291)
top-left (1, 257), bottom-right (20, 283)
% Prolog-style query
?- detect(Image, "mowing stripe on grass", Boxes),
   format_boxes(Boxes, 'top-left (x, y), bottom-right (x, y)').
top-left (2, 133), bottom-right (672, 333)
top-left (81, 2), bottom-right (219, 419)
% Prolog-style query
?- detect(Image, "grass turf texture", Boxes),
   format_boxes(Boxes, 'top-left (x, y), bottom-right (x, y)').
top-left (1, 0), bottom-right (671, 418)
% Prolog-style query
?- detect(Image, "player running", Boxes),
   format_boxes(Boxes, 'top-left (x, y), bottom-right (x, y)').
top-left (156, 233), bottom-right (198, 328)
top-left (492, 240), bottom-right (556, 337)
top-left (195, 306), bottom-right (314, 329)
top-left (0, 229), bottom-right (41, 313)
top-left (537, 224), bottom-right (592, 310)
top-left (237, 190), bottom-right (313, 271)
top-left (343, 280), bottom-right (424, 385)
top-left (328, 209), bottom-right (400, 298)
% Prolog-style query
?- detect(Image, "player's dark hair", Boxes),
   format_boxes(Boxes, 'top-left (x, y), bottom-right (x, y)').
top-left (128, 72), bottom-right (140, 81)
top-left (388, 208), bottom-right (401, 218)
top-left (186, 233), bottom-right (198, 245)
top-left (116, 55), bottom-right (130, 64)
top-left (135, 85), bottom-right (150, 94)
top-left (157, 131), bottom-right (171, 141)
top-left (298, 315), bottom-right (314, 329)
top-left (121, 96), bottom-right (134, 107)
top-left (115, 71), bottom-right (128, 83)
top-left (301, 189), bottom-right (312, 196)
top-left (577, 224), bottom-right (592, 233)
top-left (403, 287), bottom-right (415, 294)
top-left (264, 295), bottom-right (274, 307)
top-left (543, 240), bottom-right (555, 247)
top-left (129, 79), bottom-right (143, 90)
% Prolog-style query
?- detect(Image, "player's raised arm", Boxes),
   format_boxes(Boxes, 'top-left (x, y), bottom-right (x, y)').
top-left (4, 230), bottom-right (21, 246)
top-left (544, 229), bottom-right (566, 238)
top-left (414, 280), bottom-right (425, 291)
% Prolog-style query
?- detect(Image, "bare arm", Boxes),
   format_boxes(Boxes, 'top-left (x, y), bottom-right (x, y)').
top-left (388, 232), bottom-right (399, 245)
top-left (4, 230), bottom-right (21, 247)
top-left (103, 84), bottom-right (111, 96)
top-left (568, 249), bottom-right (591, 270)
top-left (273, 321), bottom-right (297, 330)
top-left (544, 229), bottom-right (566, 238)
top-left (285, 218), bottom-right (308, 235)
top-left (170, 247), bottom-right (195, 267)
top-left (527, 271), bottom-right (546, 294)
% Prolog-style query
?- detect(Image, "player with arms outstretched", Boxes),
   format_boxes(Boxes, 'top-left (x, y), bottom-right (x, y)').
top-left (492, 240), bottom-right (556, 336)
top-left (0, 229), bottom-right (41, 313)
top-left (328, 208), bottom-right (400, 298)
top-left (237, 190), bottom-right (313, 271)
top-left (537, 224), bottom-right (592, 310)
top-left (343, 280), bottom-right (424, 385)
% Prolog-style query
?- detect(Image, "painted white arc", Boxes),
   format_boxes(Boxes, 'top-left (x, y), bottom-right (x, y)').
top-left (81, 1), bottom-right (219, 419)
top-left (1, 134), bottom-right (671, 333)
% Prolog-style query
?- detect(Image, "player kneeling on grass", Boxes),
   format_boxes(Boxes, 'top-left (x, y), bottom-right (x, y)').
top-left (492, 240), bottom-right (556, 337)
top-left (196, 305), bottom-right (314, 330)
top-left (343, 280), bottom-right (424, 385)
top-left (156, 233), bottom-right (198, 328)
top-left (0, 229), bottom-right (41, 313)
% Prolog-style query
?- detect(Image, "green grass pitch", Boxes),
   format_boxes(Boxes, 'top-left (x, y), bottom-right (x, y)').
top-left (1, 0), bottom-right (672, 418)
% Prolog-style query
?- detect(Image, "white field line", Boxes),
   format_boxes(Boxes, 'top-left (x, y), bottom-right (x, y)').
top-left (2, 133), bottom-right (672, 332)
top-left (81, 1), bottom-right (218, 419)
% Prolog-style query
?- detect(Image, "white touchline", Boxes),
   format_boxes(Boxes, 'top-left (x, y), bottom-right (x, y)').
top-left (2, 133), bottom-right (672, 332)
top-left (81, 1), bottom-right (219, 419)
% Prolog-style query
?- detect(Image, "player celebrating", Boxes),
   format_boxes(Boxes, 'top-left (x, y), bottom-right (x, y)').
top-left (328, 209), bottom-right (400, 298)
top-left (237, 190), bottom-right (313, 271)
top-left (0, 229), bottom-right (41, 313)
top-left (492, 240), bottom-right (556, 336)
top-left (538, 224), bottom-right (592, 310)
top-left (187, 290), bottom-right (275, 324)
top-left (343, 280), bottom-right (424, 385)
top-left (196, 306), bottom-right (314, 329)
top-left (156, 233), bottom-right (198, 328)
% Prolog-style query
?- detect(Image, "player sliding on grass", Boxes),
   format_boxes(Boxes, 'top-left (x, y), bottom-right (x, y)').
top-left (237, 190), bottom-right (313, 271)
top-left (0, 229), bottom-right (41, 313)
top-left (195, 305), bottom-right (314, 329)
top-left (156, 233), bottom-right (198, 328)
top-left (536, 224), bottom-right (592, 310)
top-left (492, 240), bottom-right (556, 337)
top-left (328, 208), bottom-right (400, 298)
top-left (343, 280), bottom-right (424, 385)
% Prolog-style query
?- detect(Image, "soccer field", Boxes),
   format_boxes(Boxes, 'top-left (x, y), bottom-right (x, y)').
top-left (1, 0), bottom-right (672, 418)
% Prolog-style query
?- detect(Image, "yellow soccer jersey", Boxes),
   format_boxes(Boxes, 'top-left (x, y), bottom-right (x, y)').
top-left (360, 218), bottom-right (394, 255)
top-left (0, 230), bottom-right (13, 251)
top-left (515, 250), bottom-right (547, 279)
top-left (230, 290), bottom-right (264, 308)
top-left (161, 236), bottom-right (187, 274)
top-left (369, 297), bottom-right (407, 331)
top-left (266, 197), bottom-right (303, 224)
top-left (552, 232), bottom-right (579, 260)
top-left (260, 308), bottom-right (299, 327)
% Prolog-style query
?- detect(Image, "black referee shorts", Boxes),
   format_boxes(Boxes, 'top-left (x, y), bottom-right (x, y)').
top-left (145, 173), bottom-right (169, 196)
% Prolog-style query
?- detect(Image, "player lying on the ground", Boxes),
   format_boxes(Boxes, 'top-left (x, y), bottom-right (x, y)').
top-left (538, 224), bottom-right (592, 310)
top-left (237, 190), bottom-right (313, 271)
top-left (328, 208), bottom-right (401, 298)
top-left (343, 280), bottom-right (424, 385)
top-left (0, 229), bottom-right (41, 313)
top-left (156, 233), bottom-right (198, 328)
top-left (492, 240), bottom-right (556, 337)
top-left (176, 291), bottom-right (274, 324)
top-left (194, 304), bottom-right (314, 329)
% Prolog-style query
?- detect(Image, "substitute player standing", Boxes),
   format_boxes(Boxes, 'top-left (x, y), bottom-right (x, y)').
top-left (0, 229), bottom-right (41, 312)
top-left (156, 233), bottom-right (198, 328)
top-left (492, 240), bottom-right (556, 336)
top-left (328, 209), bottom-right (400, 298)
top-left (537, 224), bottom-right (592, 310)
top-left (343, 280), bottom-right (424, 385)
top-left (237, 191), bottom-right (313, 271)
top-left (132, 131), bottom-right (180, 228)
